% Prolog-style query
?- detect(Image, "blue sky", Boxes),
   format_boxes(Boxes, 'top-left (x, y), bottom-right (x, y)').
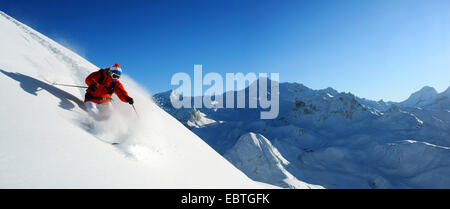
top-left (2, 0), bottom-right (449, 101)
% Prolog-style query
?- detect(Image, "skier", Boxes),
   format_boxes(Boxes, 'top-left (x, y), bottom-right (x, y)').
top-left (84, 63), bottom-right (134, 120)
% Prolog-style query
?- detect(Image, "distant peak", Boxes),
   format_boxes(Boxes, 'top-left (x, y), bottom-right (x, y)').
top-left (407, 86), bottom-right (438, 98)
top-left (280, 82), bottom-right (310, 90)
top-left (400, 85), bottom-right (439, 107)
top-left (322, 87), bottom-right (339, 94)
top-left (417, 86), bottom-right (438, 94)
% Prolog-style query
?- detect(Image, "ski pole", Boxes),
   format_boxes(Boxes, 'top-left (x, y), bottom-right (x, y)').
top-left (131, 104), bottom-right (139, 118)
top-left (52, 83), bottom-right (88, 88)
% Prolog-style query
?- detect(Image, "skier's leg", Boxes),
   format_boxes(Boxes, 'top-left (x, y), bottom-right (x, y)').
top-left (97, 102), bottom-right (114, 120)
top-left (85, 101), bottom-right (102, 120)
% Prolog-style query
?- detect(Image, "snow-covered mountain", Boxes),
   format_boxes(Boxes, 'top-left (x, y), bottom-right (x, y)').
top-left (399, 86), bottom-right (439, 108)
top-left (224, 132), bottom-right (322, 189)
top-left (154, 79), bottom-right (450, 188)
top-left (0, 11), bottom-right (270, 188)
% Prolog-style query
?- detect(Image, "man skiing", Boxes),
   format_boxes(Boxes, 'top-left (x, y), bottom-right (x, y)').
top-left (84, 63), bottom-right (134, 120)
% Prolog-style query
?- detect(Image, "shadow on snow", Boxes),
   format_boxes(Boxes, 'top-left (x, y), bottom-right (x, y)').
top-left (0, 69), bottom-right (85, 111)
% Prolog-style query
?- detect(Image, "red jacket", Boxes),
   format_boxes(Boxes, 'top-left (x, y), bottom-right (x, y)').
top-left (84, 68), bottom-right (130, 104)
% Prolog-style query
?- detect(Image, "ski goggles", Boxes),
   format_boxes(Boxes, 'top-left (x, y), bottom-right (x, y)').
top-left (111, 73), bottom-right (121, 79)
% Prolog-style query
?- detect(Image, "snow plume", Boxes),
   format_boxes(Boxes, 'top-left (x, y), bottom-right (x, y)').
top-left (80, 76), bottom-right (170, 161)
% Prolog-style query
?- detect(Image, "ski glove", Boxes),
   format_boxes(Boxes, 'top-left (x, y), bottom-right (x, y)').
top-left (88, 83), bottom-right (98, 92)
top-left (125, 97), bottom-right (134, 104)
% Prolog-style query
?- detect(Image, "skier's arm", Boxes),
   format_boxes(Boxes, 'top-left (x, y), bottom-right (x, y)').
top-left (85, 70), bottom-right (101, 86)
top-left (114, 81), bottom-right (131, 103)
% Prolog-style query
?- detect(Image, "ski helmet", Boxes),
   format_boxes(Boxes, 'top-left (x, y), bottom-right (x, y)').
top-left (109, 63), bottom-right (122, 79)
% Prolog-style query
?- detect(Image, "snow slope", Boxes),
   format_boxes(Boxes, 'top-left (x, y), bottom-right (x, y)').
top-left (0, 11), bottom-right (264, 188)
top-left (224, 133), bottom-right (323, 189)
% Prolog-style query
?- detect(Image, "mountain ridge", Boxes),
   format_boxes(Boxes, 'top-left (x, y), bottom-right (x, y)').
top-left (154, 79), bottom-right (450, 188)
